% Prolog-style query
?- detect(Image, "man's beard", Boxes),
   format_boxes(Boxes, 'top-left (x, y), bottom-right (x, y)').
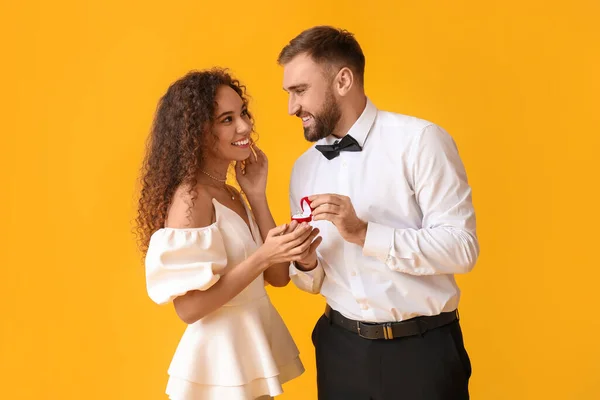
top-left (304, 90), bottom-right (341, 142)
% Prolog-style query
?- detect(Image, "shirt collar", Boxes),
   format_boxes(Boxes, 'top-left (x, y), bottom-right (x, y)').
top-left (322, 97), bottom-right (378, 147)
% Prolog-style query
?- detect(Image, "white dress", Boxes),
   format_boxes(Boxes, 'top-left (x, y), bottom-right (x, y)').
top-left (145, 198), bottom-right (305, 400)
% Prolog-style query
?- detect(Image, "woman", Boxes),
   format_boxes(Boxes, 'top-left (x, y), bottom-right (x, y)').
top-left (135, 68), bottom-right (320, 399)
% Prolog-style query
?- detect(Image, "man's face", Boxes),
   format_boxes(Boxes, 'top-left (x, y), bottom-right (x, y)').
top-left (282, 53), bottom-right (342, 142)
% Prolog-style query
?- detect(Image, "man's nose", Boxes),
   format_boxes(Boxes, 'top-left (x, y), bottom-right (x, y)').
top-left (288, 97), bottom-right (300, 116)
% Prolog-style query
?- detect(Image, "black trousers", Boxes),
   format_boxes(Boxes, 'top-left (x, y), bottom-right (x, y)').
top-left (312, 312), bottom-right (472, 400)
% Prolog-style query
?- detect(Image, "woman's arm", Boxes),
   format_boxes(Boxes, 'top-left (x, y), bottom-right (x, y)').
top-left (167, 187), bottom-right (311, 324)
top-left (246, 194), bottom-right (317, 287)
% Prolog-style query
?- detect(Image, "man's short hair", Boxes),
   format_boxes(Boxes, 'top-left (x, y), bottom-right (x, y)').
top-left (278, 25), bottom-right (365, 85)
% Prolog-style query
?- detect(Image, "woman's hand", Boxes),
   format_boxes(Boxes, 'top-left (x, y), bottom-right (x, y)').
top-left (235, 145), bottom-right (268, 200)
top-left (255, 221), bottom-right (319, 267)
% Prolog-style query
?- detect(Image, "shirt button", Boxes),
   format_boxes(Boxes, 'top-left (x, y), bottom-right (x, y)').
top-left (351, 270), bottom-right (357, 276)
top-left (360, 304), bottom-right (369, 310)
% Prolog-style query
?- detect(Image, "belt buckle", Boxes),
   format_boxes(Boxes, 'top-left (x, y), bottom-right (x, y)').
top-left (356, 321), bottom-right (369, 339)
top-left (356, 321), bottom-right (394, 340)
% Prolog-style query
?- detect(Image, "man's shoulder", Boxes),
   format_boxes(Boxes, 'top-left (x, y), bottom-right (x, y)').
top-left (376, 109), bottom-right (437, 134)
top-left (375, 108), bottom-right (458, 153)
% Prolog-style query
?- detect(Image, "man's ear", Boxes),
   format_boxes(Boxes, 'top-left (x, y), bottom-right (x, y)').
top-left (334, 67), bottom-right (354, 96)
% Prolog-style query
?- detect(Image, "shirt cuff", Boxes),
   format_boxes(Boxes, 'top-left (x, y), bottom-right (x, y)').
top-left (289, 260), bottom-right (324, 294)
top-left (362, 221), bottom-right (394, 263)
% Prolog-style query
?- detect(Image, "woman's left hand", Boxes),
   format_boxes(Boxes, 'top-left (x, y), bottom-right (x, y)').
top-left (235, 145), bottom-right (268, 199)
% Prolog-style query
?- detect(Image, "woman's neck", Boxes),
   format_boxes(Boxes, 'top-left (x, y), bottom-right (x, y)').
top-left (198, 158), bottom-right (230, 185)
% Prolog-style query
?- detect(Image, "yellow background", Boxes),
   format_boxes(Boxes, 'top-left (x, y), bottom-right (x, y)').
top-left (1, 1), bottom-right (599, 399)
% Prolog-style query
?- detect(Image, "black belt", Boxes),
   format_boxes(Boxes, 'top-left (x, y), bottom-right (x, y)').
top-left (324, 304), bottom-right (458, 340)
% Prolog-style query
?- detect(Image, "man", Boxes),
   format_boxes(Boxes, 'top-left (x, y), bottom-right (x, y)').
top-left (278, 26), bottom-right (479, 400)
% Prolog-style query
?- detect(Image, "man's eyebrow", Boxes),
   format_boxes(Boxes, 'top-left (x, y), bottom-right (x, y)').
top-left (283, 84), bottom-right (309, 92)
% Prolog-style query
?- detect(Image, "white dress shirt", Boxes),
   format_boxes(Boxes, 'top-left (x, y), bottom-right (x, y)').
top-left (288, 98), bottom-right (479, 323)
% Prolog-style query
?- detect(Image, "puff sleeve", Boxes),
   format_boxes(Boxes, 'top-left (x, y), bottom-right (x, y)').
top-left (145, 225), bottom-right (228, 305)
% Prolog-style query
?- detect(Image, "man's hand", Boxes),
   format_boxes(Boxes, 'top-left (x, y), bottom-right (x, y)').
top-left (309, 194), bottom-right (367, 246)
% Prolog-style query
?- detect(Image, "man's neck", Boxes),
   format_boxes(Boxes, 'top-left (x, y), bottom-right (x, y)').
top-left (332, 94), bottom-right (367, 138)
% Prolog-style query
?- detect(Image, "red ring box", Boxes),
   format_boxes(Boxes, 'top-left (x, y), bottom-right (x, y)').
top-left (291, 196), bottom-right (312, 223)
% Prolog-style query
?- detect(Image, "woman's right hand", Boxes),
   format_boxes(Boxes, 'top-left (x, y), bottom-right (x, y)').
top-left (256, 221), bottom-right (319, 267)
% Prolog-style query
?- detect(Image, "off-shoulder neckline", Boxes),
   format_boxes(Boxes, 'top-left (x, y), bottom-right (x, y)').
top-left (155, 198), bottom-right (257, 243)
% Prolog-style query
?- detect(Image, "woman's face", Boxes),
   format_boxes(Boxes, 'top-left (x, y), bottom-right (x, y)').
top-left (207, 85), bottom-right (253, 162)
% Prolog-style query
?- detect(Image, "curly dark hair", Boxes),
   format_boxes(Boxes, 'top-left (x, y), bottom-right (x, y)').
top-left (135, 68), bottom-right (254, 255)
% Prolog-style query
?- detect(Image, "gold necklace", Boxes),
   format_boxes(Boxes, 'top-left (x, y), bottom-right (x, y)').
top-left (200, 169), bottom-right (235, 200)
top-left (200, 169), bottom-right (226, 183)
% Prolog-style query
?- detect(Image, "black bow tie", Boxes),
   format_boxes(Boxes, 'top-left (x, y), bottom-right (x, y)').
top-left (315, 135), bottom-right (362, 160)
